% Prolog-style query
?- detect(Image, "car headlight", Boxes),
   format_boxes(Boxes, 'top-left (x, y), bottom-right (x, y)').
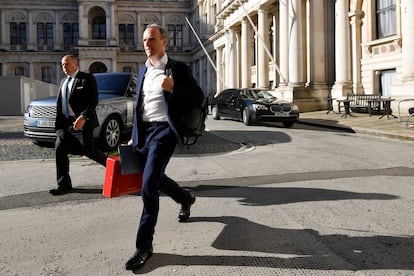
top-left (25, 105), bottom-right (33, 116)
top-left (252, 104), bottom-right (268, 111)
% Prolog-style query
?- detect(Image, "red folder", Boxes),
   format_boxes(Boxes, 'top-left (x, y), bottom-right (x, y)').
top-left (103, 156), bottom-right (142, 198)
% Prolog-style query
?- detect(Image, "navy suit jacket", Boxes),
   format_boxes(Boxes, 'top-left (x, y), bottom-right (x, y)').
top-left (131, 58), bottom-right (204, 149)
top-left (55, 71), bottom-right (99, 132)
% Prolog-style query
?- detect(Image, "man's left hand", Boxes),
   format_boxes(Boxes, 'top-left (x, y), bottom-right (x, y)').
top-left (73, 116), bottom-right (86, 131)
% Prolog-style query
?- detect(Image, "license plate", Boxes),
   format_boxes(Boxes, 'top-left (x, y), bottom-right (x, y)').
top-left (37, 120), bottom-right (55, 128)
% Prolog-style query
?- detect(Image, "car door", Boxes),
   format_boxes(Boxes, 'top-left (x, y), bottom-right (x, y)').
top-left (217, 90), bottom-right (233, 117)
top-left (225, 90), bottom-right (244, 119)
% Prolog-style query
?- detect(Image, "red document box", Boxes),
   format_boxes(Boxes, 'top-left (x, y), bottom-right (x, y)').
top-left (103, 156), bottom-right (142, 198)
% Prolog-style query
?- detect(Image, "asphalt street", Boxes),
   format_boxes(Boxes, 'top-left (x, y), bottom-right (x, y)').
top-left (0, 114), bottom-right (413, 275)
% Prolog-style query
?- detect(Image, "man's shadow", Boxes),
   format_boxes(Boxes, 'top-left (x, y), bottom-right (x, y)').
top-left (133, 216), bottom-right (414, 274)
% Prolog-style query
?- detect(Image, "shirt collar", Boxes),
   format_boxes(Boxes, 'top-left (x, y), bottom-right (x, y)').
top-left (145, 54), bottom-right (168, 70)
top-left (67, 70), bottom-right (79, 79)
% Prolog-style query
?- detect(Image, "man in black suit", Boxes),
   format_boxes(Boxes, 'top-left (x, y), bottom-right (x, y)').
top-left (49, 54), bottom-right (107, 196)
top-left (124, 24), bottom-right (204, 271)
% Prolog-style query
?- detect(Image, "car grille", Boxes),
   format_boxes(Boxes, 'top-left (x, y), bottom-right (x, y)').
top-left (30, 106), bottom-right (56, 118)
top-left (270, 105), bottom-right (292, 113)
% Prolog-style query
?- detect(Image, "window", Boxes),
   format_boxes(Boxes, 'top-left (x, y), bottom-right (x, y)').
top-left (376, 0), bottom-right (396, 38)
top-left (37, 23), bottom-right (54, 48)
top-left (167, 24), bottom-right (183, 48)
top-left (41, 66), bottom-right (52, 83)
top-left (15, 66), bottom-right (25, 76)
top-left (122, 66), bottom-right (132, 72)
top-left (10, 22), bottom-right (27, 46)
top-left (92, 16), bottom-right (106, 39)
top-left (380, 69), bottom-right (396, 96)
top-left (119, 24), bottom-right (134, 45)
top-left (63, 23), bottom-right (79, 49)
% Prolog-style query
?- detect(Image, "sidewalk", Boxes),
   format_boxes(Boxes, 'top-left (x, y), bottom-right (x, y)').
top-left (298, 110), bottom-right (414, 142)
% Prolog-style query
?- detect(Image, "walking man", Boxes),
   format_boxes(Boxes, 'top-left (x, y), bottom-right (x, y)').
top-left (50, 54), bottom-right (107, 196)
top-left (124, 24), bottom-right (204, 271)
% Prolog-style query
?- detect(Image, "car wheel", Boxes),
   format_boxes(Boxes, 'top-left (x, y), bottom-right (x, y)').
top-left (211, 105), bottom-right (220, 120)
top-left (242, 108), bottom-right (252, 126)
top-left (100, 115), bottom-right (121, 151)
top-left (283, 121), bottom-right (294, 128)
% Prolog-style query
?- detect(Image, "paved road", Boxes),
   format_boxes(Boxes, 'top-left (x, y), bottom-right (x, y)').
top-left (1, 116), bottom-right (413, 275)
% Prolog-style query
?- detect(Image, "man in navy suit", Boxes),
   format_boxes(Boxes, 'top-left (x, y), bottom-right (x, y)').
top-left (49, 54), bottom-right (107, 196)
top-left (124, 24), bottom-right (204, 271)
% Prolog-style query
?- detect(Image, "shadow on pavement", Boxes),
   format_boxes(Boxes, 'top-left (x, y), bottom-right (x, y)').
top-left (133, 217), bottom-right (413, 273)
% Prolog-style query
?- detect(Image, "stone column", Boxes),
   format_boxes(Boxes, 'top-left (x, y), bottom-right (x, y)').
top-left (332, 0), bottom-right (352, 97)
top-left (216, 46), bottom-right (223, 93)
top-left (27, 11), bottom-right (34, 50)
top-left (400, 0), bottom-right (414, 80)
top-left (0, 9), bottom-right (4, 46)
top-left (288, 0), bottom-right (304, 86)
top-left (54, 11), bottom-right (61, 50)
top-left (279, 0), bottom-right (289, 86)
top-left (226, 28), bottom-right (237, 88)
top-left (257, 8), bottom-right (269, 89)
top-left (77, 4), bottom-right (88, 46)
top-left (241, 19), bottom-right (251, 88)
top-left (108, 3), bottom-right (117, 46)
top-left (349, 10), bottom-right (363, 94)
top-left (307, 0), bottom-right (328, 89)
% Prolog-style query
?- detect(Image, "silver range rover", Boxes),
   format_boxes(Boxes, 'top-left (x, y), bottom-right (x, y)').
top-left (24, 72), bottom-right (137, 151)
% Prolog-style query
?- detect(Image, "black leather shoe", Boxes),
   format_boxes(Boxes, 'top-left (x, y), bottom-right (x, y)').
top-left (125, 247), bottom-right (153, 271)
top-left (49, 186), bottom-right (73, 196)
top-left (178, 193), bottom-right (196, 222)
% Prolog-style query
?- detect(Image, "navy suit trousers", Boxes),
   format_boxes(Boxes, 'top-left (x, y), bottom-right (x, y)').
top-left (135, 124), bottom-right (190, 250)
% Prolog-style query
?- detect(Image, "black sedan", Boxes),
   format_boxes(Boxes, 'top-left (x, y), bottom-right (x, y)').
top-left (211, 88), bottom-right (299, 127)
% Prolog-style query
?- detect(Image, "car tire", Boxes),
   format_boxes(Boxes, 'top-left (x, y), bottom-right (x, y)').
top-left (100, 115), bottom-right (121, 151)
top-left (242, 108), bottom-right (252, 126)
top-left (211, 105), bottom-right (220, 120)
top-left (283, 121), bottom-right (294, 128)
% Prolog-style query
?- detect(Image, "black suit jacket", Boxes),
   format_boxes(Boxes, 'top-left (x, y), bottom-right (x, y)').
top-left (55, 71), bottom-right (99, 131)
top-left (131, 58), bottom-right (204, 149)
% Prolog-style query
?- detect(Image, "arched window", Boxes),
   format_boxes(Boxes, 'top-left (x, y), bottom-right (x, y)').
top-left (92, 16), bottom-right (106, 39)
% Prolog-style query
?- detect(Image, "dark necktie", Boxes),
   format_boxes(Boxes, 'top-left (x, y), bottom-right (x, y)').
top-left (62, 76), bottom-right (72, 117)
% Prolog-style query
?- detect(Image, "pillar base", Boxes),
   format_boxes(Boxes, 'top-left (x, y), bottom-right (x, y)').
top-left (274, 86), bottom-right (330, 112)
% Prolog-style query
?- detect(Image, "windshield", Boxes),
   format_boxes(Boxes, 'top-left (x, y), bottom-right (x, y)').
top-left (95, 74), bottom-right (131, 95)
top-left (241, 89), bottom-right (276, 101)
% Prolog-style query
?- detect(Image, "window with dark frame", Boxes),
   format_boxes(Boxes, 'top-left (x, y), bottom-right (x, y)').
top-left (92, 16), bottom-right (106, 39)
top-left (10, 22), bottom-right (27, 46)
top-left (37, 23), bottom-right (54, 48)
top-left (119, 24), bottom-right (134, 45)
top-left (167, 24), bottom-right (183, 49)
top-left (63, 23), bottom-right (79, 49)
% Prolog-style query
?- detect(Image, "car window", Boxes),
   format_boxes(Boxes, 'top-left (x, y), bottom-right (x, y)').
top-left (244, 89), bottom-right (276, 101)
top-left (95, 74), bottom-right (131, 95)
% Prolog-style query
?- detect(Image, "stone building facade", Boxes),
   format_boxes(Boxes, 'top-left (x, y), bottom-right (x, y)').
top-left (1, 0), bottom-right (413, 113)
top-left (0, 0), bottom-right (217, 99)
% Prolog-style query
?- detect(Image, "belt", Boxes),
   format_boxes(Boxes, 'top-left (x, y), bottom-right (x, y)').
top-left (142, 121), bottom-right (169, 127)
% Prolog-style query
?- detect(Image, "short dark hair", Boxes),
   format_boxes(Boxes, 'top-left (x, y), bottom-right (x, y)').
top-left (145, 24), bottom-right (168, 40)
